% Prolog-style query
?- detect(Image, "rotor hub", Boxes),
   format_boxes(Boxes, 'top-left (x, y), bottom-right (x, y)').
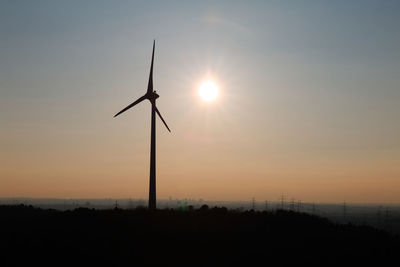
top-left (148, 91), bottom-right (159, 101)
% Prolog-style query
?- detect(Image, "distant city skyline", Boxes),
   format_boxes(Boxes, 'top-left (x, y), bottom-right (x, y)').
top-left (1, 1), bottom-right (400, 202)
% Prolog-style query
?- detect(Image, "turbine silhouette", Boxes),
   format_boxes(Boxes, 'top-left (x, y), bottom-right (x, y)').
top-left (114, 40), bottom-right (170, 210)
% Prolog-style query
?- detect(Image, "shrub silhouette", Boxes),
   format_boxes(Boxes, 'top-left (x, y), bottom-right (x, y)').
top-left (0, 205), bottom-right (399, 266)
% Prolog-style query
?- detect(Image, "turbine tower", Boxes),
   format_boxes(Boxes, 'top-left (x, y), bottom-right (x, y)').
top-left (114, 40), bottom-right (170, 210)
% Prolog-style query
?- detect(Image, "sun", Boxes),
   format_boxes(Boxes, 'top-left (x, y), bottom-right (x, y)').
top-left (198, 80), bottom-right (219, 102)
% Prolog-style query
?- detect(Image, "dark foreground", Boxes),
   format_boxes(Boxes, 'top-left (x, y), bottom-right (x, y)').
top-left (1, 205), bottom-right (399, 266)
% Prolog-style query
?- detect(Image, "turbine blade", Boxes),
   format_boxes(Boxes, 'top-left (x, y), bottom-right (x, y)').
top-left (114, 95), bottom-right (147, 117)
top-left (147, 40), bottom-right (155, 93)
top-left (155, 106), bottom-right (171, 132)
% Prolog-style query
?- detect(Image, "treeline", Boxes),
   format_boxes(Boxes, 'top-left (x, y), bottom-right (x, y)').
top-left (1, 204), bottom-right (399, 266)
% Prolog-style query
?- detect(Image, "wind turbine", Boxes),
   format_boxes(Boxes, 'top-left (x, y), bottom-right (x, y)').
top-left (114, 40), bottom-right (170, 210)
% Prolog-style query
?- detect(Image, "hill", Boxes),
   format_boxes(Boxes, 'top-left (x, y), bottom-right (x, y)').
top-left (1, 205), bottom-right (399, 266)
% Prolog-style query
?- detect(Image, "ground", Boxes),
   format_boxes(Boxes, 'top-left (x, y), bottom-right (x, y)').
top-left (1, 205), bottom-right (399, 266)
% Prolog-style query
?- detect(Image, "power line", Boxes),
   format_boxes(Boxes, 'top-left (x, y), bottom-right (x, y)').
top-left (280, 195), bottom-right (285, 210)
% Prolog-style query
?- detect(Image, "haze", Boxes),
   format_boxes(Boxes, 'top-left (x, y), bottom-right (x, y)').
top-left (1, 1), bottom-right (400, 203)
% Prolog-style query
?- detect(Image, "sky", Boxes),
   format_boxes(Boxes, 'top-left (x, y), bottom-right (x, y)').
top-left (1, 0), bottom-right (400, 203)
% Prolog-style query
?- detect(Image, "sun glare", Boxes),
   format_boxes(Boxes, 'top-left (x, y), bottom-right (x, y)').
top-left (199, 81), bottom-right (219, 102)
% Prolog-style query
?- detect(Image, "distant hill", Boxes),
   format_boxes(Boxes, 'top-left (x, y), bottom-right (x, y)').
top-left (1, 205), bottom-right (399, 266)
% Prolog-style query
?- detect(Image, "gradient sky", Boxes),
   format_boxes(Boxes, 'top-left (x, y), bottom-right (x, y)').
top-left (1, 0), bottom-right (400, 203)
